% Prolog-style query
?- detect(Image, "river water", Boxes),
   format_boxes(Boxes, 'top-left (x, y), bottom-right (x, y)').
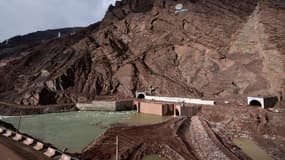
top-left (1, 111), bottom-right (171, 153)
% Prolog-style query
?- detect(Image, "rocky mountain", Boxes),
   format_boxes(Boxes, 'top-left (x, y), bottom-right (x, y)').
top-left (0, 0), bottom-right (284, 105)
top-left (0, 27), bottom-right (82, 59)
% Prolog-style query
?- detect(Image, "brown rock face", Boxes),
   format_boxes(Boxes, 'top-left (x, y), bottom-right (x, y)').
top-left (0, 0), bottom-right (284, 105)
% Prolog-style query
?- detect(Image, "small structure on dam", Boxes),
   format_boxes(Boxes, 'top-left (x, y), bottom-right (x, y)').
top-left (247, 96), bottom-right (278, 109)
top-left (134, 91), bottom-right (211, 116)
top-left (134, 100), bottom-right (201, 117)
top-left (135, 91), bottom-right (146, 99)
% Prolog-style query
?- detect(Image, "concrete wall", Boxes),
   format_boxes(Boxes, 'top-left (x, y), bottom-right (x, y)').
top-left (247, 97), bottom-right (264, 108)
top-left (116, 100), bottom-right (135, 111)
top-left (137, 101), bottom-right (175, 116)
top-left (77, 101), bottom-right (116, 111)
top-left (76, 100), bottom-right (134, 111)
top-left (136, 100), bottom-right (202, 117)
top-left (162, 104), bottom-right (175, 115)
top-left (139, 101), bottom-right (163, 115)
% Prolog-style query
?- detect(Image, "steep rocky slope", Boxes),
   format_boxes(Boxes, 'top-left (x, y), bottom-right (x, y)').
top-left (0, 27), bottom-right (82, 59)
top-left (0, 0), bottom-right (284, 105)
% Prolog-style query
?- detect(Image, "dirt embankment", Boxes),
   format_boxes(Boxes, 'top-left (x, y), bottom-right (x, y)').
top-left (81, 118), bottom-right (196, 160)
top-left (81, 117), bottom-right (248, 160)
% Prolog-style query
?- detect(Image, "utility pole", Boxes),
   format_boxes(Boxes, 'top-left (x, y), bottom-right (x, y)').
top-left (17, 111), bottom-right (22, 133)
top-left (58, 32), bottom-right (61, 38)
top-left (5, 39), bottom-right (9, 45)
top-left (93, 135), bottom-right (119, 160)
top-left (116, 136), bottom-right (119, 160)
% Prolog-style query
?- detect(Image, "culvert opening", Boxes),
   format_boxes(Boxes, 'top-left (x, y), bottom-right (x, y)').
top-left (175, 109), bottom-right (180, 116)
top-left (249, 100), bottom-right (262, 107)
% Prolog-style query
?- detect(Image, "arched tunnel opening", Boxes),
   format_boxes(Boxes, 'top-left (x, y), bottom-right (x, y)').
top-left (137, 94), bottom-right (145, 99)
top-left (249, 100), bottom-right (262, 107)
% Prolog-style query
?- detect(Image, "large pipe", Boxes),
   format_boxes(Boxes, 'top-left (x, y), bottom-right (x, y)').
top-left (145, 96), bottom-right (215, 106)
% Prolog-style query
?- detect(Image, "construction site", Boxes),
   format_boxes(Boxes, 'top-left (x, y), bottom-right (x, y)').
top-left (0, 0), bottom-right (284, 159)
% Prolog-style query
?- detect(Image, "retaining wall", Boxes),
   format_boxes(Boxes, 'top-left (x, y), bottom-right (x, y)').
top-left (76, 100), bottom-right (134, 111)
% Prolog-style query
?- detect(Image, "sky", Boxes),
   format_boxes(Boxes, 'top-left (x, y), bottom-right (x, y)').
top-left (0, 0), bottom-right (117, 41)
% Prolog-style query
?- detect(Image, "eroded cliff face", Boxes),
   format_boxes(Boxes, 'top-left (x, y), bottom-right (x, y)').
top-left (0, 0), bottom-right (284, 105)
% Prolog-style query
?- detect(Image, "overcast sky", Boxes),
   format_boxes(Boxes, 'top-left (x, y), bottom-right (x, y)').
top-left (0, 0), bottom-right (117, 41)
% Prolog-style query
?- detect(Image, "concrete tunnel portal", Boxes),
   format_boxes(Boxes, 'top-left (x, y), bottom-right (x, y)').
top-left (247, 96), bottom-right (278, 109)
top-left (249, 100), bottom-right (262, 107)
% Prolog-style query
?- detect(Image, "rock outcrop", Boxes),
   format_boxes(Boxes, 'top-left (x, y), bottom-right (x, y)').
top-left (0, 0), bottom-right (284, 105)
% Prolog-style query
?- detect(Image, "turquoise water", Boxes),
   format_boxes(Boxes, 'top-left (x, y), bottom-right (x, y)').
top-left (1, 111), bottom-right (171, 152)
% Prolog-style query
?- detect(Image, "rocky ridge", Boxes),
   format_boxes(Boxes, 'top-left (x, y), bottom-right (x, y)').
top-left (0, 0), bottom-right (284, 105)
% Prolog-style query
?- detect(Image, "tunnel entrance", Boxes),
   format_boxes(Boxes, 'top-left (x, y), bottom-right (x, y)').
top-left (249, 100), bottom-right (262, 107)
top-left (137, 94), bottom-right (145, 99)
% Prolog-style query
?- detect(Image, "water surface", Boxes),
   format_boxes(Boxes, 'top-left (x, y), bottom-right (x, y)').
top-left (1, 111), bottom-right (171, 152)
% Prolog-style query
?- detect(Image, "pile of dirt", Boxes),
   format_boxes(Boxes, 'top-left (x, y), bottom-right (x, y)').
top-left (0, 0), bottom-right (284, 106)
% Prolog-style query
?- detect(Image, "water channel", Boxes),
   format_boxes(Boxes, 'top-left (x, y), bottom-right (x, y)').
top-left (233, 137), bottom-right (272, 160)
top-left (1, 111), bottom-right (172, 153)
